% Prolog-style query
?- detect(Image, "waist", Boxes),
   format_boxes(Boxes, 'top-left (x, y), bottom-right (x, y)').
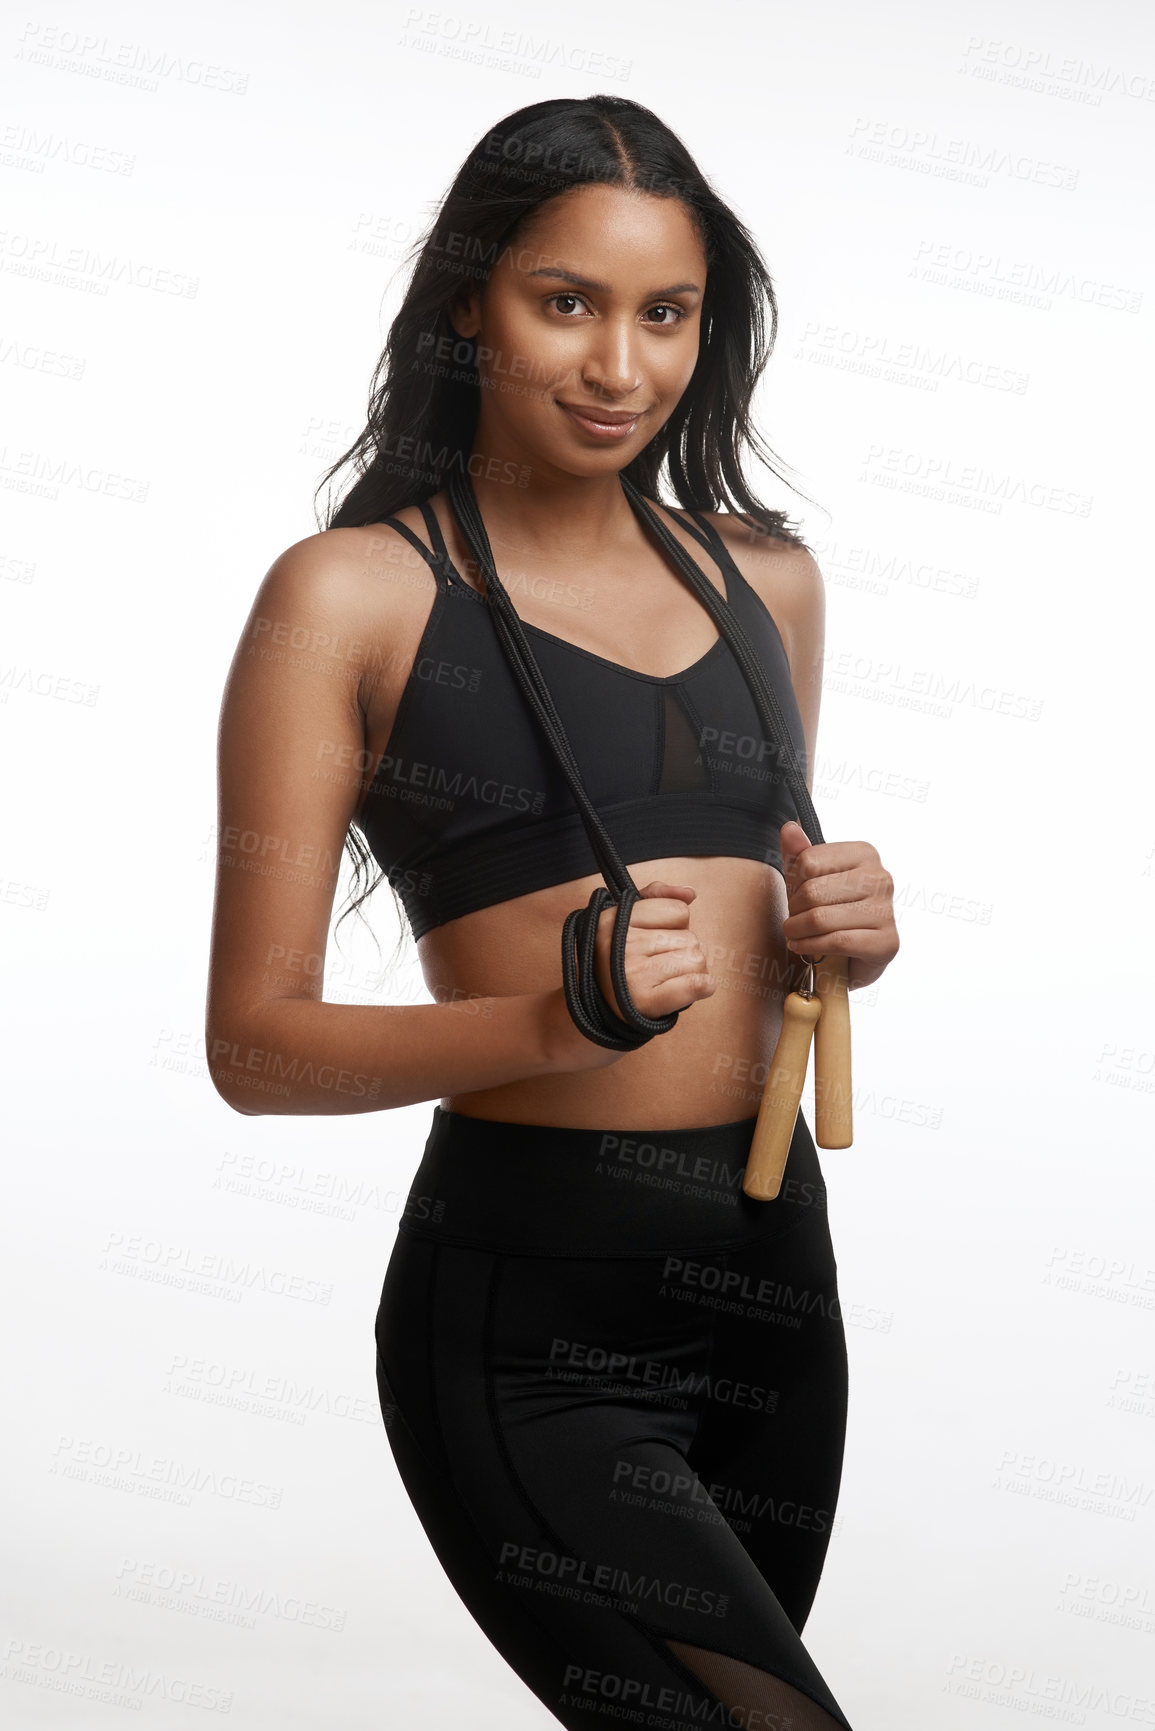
top-left (396, 1105), bottom-right (829, 1257)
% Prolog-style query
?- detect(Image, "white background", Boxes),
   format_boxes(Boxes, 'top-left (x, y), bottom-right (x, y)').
top-left (3, 0), bottom-right (1154, 1726)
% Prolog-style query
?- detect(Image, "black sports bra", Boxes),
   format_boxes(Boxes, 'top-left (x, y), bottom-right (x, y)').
top-left (355, 497), bottom-right (809, 940)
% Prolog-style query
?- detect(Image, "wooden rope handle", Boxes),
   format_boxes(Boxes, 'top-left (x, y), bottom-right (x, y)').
top-left (742, 990), bottom-right (820, 1200)
top-left (814, 953), bottom-right (853, 1149)
top-left (742, 952), bottom-right (854, 1201)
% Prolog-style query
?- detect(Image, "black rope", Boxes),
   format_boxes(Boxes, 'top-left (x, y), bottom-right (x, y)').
top-left (618, 476), bottom-right (825, 849)
top-left (445, 468), bottom-right (822, 1051)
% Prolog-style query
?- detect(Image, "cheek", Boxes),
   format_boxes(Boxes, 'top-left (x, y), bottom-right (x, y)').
top-left (497, 311), bottom-right (583, 395)
top-left (643, 347), bottom-right (697, 410)
top-left (480, 304), bottom-right (534, 372)
top-left (666, 332), bottom-right (702, 394)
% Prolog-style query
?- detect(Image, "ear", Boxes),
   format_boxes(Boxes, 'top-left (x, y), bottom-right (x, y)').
top-left (448, 288), bottom-right (482, 340)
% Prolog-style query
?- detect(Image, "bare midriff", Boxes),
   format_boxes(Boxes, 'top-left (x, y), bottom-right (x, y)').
top-left (419, 856), bottom-right (791, 1130)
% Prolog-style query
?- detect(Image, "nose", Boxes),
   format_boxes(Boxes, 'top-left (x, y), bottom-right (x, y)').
top-left (579, 317), bottom-right (642, 401)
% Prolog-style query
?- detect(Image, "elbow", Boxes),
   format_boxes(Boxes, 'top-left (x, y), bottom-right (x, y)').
top-left (208, 1066), bottom-right (263, 1116)
top-left (226, 1090), bottom-right (262, 1117)
top-left (205, 1020), bottom-right (265, 1116)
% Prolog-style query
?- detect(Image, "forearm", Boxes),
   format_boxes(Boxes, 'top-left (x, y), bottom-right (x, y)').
top-left (207, 987), bottom-right (571, 1117)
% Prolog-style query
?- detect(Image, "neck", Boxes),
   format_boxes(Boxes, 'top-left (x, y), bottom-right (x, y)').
top-left (461, 452), bottom-right (638, 561)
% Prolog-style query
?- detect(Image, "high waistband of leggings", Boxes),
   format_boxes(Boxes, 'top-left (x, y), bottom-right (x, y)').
top-left (396, 1106), bottom-right (829, 1258)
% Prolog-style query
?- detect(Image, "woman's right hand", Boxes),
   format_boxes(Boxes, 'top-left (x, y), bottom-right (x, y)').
top-left (596, 878), bottom-right (717, 1021)
top-left (545, 880), bottom-right (716, 1071)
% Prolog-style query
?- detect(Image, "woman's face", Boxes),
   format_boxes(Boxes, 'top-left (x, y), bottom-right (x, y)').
top-left (450, 183), bottom-right (707, 478)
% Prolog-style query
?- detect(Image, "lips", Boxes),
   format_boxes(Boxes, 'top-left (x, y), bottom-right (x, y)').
top-left (556, 401), bottom-right (643, 437)
top-left (556, 402), bottom-right (639, 424)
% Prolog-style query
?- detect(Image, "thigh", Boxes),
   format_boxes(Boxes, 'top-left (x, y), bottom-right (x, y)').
top-left (376, 1227), bottom-right (855, 1730)
top-left (376, 1232), bottom-right (701, 1727)
top-left (678, 1198), bottom-right (850, 1633)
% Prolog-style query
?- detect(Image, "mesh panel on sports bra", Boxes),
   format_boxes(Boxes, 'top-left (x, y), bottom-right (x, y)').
top-left (665, 1639), bottom-right (848, 1730)
top-left (657, 685), bottom-right (711, 794)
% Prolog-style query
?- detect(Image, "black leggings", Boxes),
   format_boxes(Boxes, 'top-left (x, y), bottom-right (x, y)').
top-left (375, 1106), bottom-right (854, 1730)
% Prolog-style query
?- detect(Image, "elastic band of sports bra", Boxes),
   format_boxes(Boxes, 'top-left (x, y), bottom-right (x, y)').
top-left (395, 1106), bottom-right (828, 1257)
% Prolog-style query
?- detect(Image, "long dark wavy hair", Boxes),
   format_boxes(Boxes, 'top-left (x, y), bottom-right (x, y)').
top-left (316, 94), bottom-right (818, 953)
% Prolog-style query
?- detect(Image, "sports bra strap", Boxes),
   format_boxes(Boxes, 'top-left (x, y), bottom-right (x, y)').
top-left (378, 514), bottom-right (442, 572)
top-left (417, 499), bottom-right (454, 571)
top-left (681, 505), bottom-right (757, 595)
top-left (378, 511), bottom-right (474, 593)
top-left (630, 496), bottom-right (720, 563)
top-left (636, 499), bottom-right (754, 611)
top-left (676, 505), bottom-right (717, 552)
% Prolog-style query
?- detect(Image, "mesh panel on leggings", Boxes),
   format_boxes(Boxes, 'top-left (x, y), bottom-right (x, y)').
top-left (665, 1639), bottom-right (847, 1731)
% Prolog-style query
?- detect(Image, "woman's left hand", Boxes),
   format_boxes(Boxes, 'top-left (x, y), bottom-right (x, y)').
top-left (778, 819), bottom-right (900, 991)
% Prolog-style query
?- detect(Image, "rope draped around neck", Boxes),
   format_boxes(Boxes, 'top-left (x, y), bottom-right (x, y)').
top-left (445, 466), bottom-right (824, 1051)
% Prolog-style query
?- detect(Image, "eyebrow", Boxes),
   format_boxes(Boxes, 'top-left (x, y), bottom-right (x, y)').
top-left (527, 265), bottom-right (702, 296)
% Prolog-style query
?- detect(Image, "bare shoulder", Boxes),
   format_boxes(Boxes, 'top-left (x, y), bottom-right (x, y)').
top-left (247, 515), bottom-right (441, 674)
top-left (256, 516), bottom-right (434, 609)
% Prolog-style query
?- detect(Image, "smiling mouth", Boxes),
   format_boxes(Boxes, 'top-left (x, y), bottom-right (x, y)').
top-left (556, 401), bottom-right (644, 434)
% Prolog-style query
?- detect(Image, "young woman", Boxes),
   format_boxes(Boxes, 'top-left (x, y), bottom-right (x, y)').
top-left (207, 95), bottom-right (898, 1731)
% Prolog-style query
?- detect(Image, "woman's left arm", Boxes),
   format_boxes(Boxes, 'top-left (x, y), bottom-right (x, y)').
top-left (712, 518), bottom-right (900, 992)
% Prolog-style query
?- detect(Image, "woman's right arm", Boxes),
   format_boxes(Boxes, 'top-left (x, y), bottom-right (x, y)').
top-left (204, 531), bottom-right (615, 1117)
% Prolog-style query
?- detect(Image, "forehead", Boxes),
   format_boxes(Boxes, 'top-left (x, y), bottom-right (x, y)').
top-left (512, 185), bottom-right (706, 278)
